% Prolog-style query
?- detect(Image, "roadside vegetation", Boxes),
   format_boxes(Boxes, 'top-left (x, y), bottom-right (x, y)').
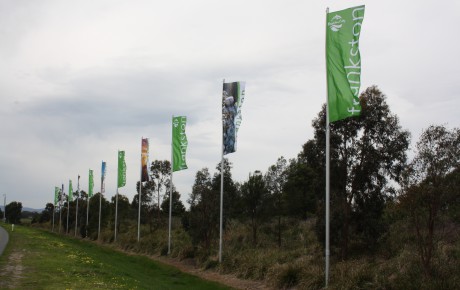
top-left (5, 86), bottom-right (459, 289)
top-left (0, 223), bottom-right (231, 289)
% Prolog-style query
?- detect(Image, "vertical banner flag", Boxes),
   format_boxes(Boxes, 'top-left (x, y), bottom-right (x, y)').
top-left (54, 186), bottom-right (60, 206)
top-left (141, 138), bottom-right (150, 182)
top-left (326, 5), bottom-right (365, 122)
top-left (69, 180), bottom-right (73, 201)
top-left (222, 82), bottom-right (245, 155)
top-left (89, 169), bottom-right (94, 197)
top-left (172, 116), bottom-right (188, 171)
top-left (118, 151), bottom-right (127, 188)
top-left (101, 161), bottom-right (107, 193)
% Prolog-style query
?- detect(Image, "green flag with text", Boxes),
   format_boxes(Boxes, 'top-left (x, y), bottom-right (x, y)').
top-left (326, 5), bottom-right (365, 122)
top-left (172, 116), bottom-right (188, 172)
top-left (118, 150), bottom-right (127, 188)
top-left (69, 180), bottom-right (73, 201)
top-left (54, 187), bottom-right (60, 206)
top-left (89, 169), bottom-right (94, 198)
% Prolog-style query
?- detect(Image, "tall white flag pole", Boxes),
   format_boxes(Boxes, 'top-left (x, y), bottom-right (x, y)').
top-left (137, 138), bottom-right (143, 242)
top-left (52, 194), bottom-right (55, 232)
top-left (325, 7), bottom-right (331, 288)
top-left (98, 161), bottom-right (104, 241)
top-left (168, 116), bottom-right (174, 255)
top-left (86, 171), bottom-right (90, 238)
top-left (75, 175), bottom-right (80, 237)
top-left (59, 184), bottom-right (63, 234)
top-left (219, 79), bottom-right (225, 263)
top-left (114, 184), bottom-right (119, 242)
top-left (66, 185), bottom-right (70, 234)
top-left (115, 151), bottom-right (119, 242)
top-left (65, 188), bottom-right (70, 234)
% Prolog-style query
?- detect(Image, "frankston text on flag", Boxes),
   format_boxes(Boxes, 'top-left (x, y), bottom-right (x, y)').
top-left (118, 151), bottom-right (127, 188)
top-left (69, 180), bottom-right (73, 200)
top-left (54, 187), bottom-right (60, 206)
top-left (326, 5), bottom-right (365, 122)
top-left (88, 169), bottom-right (94, 197)
top-left (172, 116), bottom-right (188, 172)
top-left (222, 82), bottom-right (245, 155)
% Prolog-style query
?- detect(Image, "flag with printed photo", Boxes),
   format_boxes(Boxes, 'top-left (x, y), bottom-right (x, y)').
top-left (222, 82), bottom-right (245, 155)
top-left (141, 138), bottom-right (149, 182)
top-left (101, 161), bottom-right (106, 193)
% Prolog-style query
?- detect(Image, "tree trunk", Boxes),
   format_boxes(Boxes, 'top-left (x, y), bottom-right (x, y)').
top-left (252, 213), bottom-right (257, 246)
top-left (157, 188), bottom-right (161, 221)
top-left (278, 214), bottom-right (281, 248)
top-left (341, 196), bottom-right (350, 260)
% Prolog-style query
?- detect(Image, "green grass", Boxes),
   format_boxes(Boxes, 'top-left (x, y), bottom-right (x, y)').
top-left (0, 224), bottom-right (233, 289)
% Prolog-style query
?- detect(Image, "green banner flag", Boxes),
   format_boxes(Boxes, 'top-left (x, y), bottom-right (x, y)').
top-left (118, 150), bottom-right (127, 187)
top-left (326, 5), bottom-right (365, 122)
top-left (54, 186), bottom-right (60, 206)
top-left (89, 169), bottom-right (94, 198)
top-left (172, 116), bottom-right (188, 172)
top-left (69, 180), bottom-right (73, 201)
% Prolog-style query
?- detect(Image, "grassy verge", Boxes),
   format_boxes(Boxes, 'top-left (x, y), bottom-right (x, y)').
top-left (0, 224), bottom-right (233, 290)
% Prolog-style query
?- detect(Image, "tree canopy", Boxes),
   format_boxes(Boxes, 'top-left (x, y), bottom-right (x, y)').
top-left (310, 86), bottom-right (410, 258)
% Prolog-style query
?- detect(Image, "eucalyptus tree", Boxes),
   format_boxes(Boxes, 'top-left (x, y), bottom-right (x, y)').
top-left (400, 125), bottom-right (460, 276)
top-left (241, 170), bottom-right (269, 246)
top-left (187, 168), bottom-right (219, 248)
top-left (265, 156), bottom-right (287, 247)
top-left (212, 158), bottom-right (240, 221)
top-left (150, 160), bottom-right (171, 219)
top-left (161, 183), bottom-right (185, 216)
top-left (111, 194), bottom-right (130, 233)
top-left (39, 203), bottom-right (54, 223)
top-left (5, 201), bottom-right (22, 224)
top-left (310, 86), bottom-right (410, 259)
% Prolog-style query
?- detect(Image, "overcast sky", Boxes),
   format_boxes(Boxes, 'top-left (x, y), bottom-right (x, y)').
top-left (1, 0), bottom-right (459, 209)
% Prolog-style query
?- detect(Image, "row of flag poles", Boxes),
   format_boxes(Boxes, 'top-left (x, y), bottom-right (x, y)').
top-left (51, 116), bottom-right (190, 248)
top-left (50, 78), bottom-right (245, 257)
top-left (50, 4), bottom-right (364, 287)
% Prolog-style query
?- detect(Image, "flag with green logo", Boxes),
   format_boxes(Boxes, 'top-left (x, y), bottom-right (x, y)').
top-left (326, 5), bottom-right (365, 122)
top-left (172, 116), bottom-right (188, 172)
top-left (89, 169), bottom-right (94, 198)
top-left (118, 150), bottom-right (127, 188)
top-left (54, 186), bottom-right (60, 206)
top-left (69, 180), bottom-right (73, 201)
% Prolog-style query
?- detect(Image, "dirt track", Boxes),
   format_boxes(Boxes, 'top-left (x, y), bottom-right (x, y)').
top-left (153, 255), bottom-right (271, 290)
